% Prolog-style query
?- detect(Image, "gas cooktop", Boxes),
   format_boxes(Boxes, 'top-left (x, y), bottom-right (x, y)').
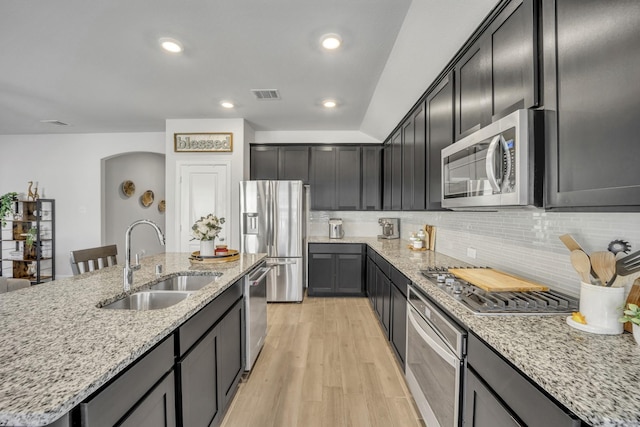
top-left (420, 267), bottom-right (579, 315)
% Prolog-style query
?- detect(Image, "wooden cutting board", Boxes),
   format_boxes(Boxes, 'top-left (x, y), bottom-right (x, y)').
top-left (623, 280), bottom-right (640, 333)
top-left (448, 268), bottom-right (549, 292)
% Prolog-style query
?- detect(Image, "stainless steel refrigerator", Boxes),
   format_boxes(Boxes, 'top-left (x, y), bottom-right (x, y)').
top-left (240, 180), bottom-right (308, 302)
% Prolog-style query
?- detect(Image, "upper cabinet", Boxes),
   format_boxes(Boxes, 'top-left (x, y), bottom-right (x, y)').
top-left (455, 0), bottom-right (538, 141)
top-left (402, 102), bottom-right (427, 210)
top-left (361, 146), bottom-right (382, 210)
top-left (425, 73), bottom-right (455, 211)
top-left (250, 146), bottom-right (309, 183)
top-left (250, 146), bottom-right (278, 180)
top-left (390, 129), bottom-right (403, 210)
top-left (542, 0), bottom-right (640, 209)
top-left (310, 146), bottom-right (362, 210)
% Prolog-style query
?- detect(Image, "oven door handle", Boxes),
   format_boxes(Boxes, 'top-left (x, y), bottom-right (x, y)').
top-left (408, 307), bottom-right (459, 367)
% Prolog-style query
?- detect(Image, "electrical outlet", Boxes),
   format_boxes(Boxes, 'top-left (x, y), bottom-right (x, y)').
top-left (467, 247), bottom-right (477, 259)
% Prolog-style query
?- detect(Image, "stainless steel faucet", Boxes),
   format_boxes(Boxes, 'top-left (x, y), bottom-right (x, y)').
top-left (124, 219), bottom-right (166, 291)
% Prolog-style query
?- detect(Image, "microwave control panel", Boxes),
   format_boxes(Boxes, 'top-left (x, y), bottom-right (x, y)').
top-left (502, 127), bottom-right (517, 193)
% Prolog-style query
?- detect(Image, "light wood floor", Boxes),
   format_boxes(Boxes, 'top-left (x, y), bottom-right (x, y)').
top-left (221, 296), bottom-right (424, 427)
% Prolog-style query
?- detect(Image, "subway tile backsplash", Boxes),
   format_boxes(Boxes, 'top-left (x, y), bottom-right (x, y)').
top-left (309, 210), bottom-right (640, 297)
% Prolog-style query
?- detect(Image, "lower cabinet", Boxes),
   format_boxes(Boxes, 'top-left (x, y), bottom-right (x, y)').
top-left (464, 333), bottom-right (581, 427)
top-left (390, 281), bottom-right (407, 368)
top-left (366, 247), bottom-right (406, 368)
top-left (79, 337), bottom-right (176, 427)
top-left (308, 243), bottom-right (364, 296)
top-left (177, 282), bottom-right (244, 427)
top-left (79, 280), bottom-right (244, 427)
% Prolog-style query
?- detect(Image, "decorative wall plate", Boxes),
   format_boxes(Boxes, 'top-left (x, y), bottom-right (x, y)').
top-left (141, 190), bottom-right (154, 207)
top-left (122, 180), bottom-right (135, 197)
top-left (158, 200), bottom-right (166, 213)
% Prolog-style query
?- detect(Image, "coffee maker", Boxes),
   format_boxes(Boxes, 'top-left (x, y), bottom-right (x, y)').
top-left (329, 218), bottom-right (345, 239)
top-left (378, 218), bottom-right (400, 239)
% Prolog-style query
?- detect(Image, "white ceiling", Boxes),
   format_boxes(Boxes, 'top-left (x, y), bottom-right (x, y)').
top-left (0, 0), bottom-right (498, 140)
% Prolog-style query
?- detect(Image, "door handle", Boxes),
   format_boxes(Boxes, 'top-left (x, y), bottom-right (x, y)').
top-left (249, 266), bottom-right (272, 286)
top-left (485, 134), bottom-right (504, 193)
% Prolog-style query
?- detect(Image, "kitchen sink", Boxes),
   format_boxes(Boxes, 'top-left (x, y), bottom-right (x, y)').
top-left (102, 291), bottom-right (194, 311)
top-left (149, 273), bottom-right (222, 291)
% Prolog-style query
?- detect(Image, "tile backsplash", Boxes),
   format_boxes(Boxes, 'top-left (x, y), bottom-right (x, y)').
top-left (309, 209), bottom-right (640, 297)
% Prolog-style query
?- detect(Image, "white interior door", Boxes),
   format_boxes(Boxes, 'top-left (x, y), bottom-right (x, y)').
top-left (178, 162), bottom-right (230, 253)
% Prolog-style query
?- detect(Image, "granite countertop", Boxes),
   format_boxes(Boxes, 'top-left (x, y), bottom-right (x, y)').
top-left (0, 252), bottom-right (265, 427)
top-left (310, 237), bottom-right (640, 427)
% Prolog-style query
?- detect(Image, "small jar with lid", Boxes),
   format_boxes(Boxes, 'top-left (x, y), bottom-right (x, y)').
top-left (416, 229), bottom-right (426, 247)
top-left (410, 233), bottom-right (423, 249)
top-left (215, 245), bottom-right (228, 255)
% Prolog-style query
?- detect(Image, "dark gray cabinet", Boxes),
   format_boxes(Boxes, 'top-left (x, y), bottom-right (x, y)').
top-left (176, 280), bottom-right (244, 427)
top-left (455, 0), bottom-right (538, 141)
top-left (390, 281), bottom-right (406, 368)
top-left (464, 333), bottom-right (581, 427)
top-left (382, 142), bottom-right (393, 210)
top-left (250, 146), bottom-right (279, 180)
top-left (389, 267), bottom-right (409, 368)
top-left (426, 73), bottom-right (454, 210)
top-left (401, 102), bottom-right (427, 210)
top-left (336, 146), bottom-right (362, 210)
top-left (308, 243), bottom-right (364, 296)
top-left (542, 0), bottom-right (640, 209)
top-left (80, 337), bottom-right (176, 427)
top-left (390, 129), bottom-right (403, 210)
top-left (310, 147), bottom-right (336, 210)
top-left (310, 146), bottom-right (361, 210)
top-left (279, 146), bottom-right (310, 182)
top-left (250, 145), bottom-right (309, 183)
top-left (361, 146), bottom-right (382, 210)
top-left (375, 265), bottom-right (391, 337)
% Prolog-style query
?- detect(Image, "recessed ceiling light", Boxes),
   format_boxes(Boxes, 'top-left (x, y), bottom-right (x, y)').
top-left (159, 37), bottom-right (183, 53)
top-left (220, 101), bottom-right (234, 109)
top-left (321, 34), bottom-right (342, 50)
top-left (322, 99), bottom-right (337, 108)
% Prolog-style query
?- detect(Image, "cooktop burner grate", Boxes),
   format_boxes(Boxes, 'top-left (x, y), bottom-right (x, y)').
top-left (420, 267), bottom-right (579, 315)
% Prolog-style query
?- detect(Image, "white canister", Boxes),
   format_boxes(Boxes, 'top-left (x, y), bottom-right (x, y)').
top-left (579, 282), bottom-right (625, 334)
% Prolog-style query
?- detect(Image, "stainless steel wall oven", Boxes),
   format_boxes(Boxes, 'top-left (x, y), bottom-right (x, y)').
top-left (406, 285), bottom-right (467, 427)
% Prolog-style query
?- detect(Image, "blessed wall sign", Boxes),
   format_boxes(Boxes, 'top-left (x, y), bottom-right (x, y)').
top-left (174, 133), bottom-right (233, 152)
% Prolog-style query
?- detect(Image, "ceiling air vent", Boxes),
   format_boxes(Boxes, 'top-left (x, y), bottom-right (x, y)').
top-left (40, 120), bottom-right (69, 126)
top-left (251, 89), bottom-right (281, 100)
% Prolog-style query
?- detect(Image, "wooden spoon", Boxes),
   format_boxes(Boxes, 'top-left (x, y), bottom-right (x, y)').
top-left (560, 234), bottom-right (597, 278)
top-left (590, 251), bottom-right (616, 285)
top-left (570, 250), bottom-right (592, 283)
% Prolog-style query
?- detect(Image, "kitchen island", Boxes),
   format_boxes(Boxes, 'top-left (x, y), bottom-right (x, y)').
top-left (310, 236), bottom-right (640, 427)
top-left (0, 252), bottom-right (265, 427)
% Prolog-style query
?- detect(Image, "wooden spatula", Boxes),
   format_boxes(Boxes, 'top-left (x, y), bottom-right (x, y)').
top-left (590, 251), bottom-right (616, 285)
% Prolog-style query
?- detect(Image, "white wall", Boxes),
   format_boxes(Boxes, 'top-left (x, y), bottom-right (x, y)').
top-left (103, 152), bottom-right (166, 264)
top-left (310, 209), bottom-right (640, 298)
top-left (164, 119), bottom-right (250, 252)
top-left (0, 132), bottom-right (164, 277)
top-left (360, 0), bottom-right (498, 141)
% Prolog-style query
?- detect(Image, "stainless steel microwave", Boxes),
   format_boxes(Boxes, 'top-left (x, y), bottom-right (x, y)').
top-left (441, 109), bottom-right (542, 209)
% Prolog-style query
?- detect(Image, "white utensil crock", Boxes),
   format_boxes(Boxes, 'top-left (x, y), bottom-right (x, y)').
top-left (633, 324), bottom-right (640, 345)
top-left (579, 282), bottom-right (624, 334)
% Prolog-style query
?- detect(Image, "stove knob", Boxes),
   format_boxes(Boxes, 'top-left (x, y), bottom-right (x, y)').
top-left (437, 274), bottom-right (447, 283)
top-left (445, 277), bottom-right (456, 286)
top-left (452, 282), bottom-right (463, 294)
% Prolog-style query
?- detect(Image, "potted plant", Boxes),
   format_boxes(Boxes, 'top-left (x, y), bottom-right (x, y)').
top-left (24, 227), bottom-right (38, 260)
top-left (191, 214), bottom-right (225, 256)
top-left (620, 303), bottom-right (640, 345)
top-left (0, 192), bottom-right (18, 227)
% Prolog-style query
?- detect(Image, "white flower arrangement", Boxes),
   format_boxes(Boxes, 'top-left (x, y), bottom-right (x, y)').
top-left (191, 214), bottom-right (225, 241)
